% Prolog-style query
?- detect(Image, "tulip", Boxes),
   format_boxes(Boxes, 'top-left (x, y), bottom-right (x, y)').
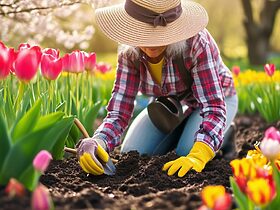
top-left (95, 62), bottom-right (112, 74)
top-left (246, 178), bottom-right (276, 206)
top-left (5, 178), bottom-right (25, 198)
top-left (264, 63), bottom-right (276, 77)
top-left (31, 184), bottom-right (53, 210)
top-left (14, 46), bottom-right (42, 83)
top-left (41, 54), bottom-right (62, 80)
top-left (230, 158), bottom-right (257, 192)
top-left (260, 127), bottom-right (280, 160)
top-left (84, 52), bottom-right (96, 72)
top-left (18, 43), bottom-right (31, 51)
top-left (264, 126), bottom-right (280, 141)
top-left (275, 159), bottom-right (280, 171)
top-left (62, 50), bottom-right (85, 73)
top-left (33, 150), bottom-right (52, 174)
top-left (232, 66), bottom-right (240, 77)
top-left (201, 185), bottom-right (231, 210)
top-left (43, 48), bottom-right (60, 59)
top-left (0, 42), bottom-right (16, 79)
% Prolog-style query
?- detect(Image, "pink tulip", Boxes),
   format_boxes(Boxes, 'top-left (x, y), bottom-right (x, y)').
top-left (260, 127), bottom-right (280, 160)
top-left (84, 52), bottom-right (96, 72)
top-left (264, 64), bottom-right (276, 77)
top-left (18, 43), bottom-right (31, 51)
top-left (41, 54), bottom-right (62, 80)
top-left (31, 184), bottom-right (53, 210)
top-left (95, 62), bottom-right (112, 74)
top-left (231, 66), bottom-right (240, 76)
top-left (33, 150), bottom-right (52, 174)
top-left (0, 43), bottom-right (14, 80)
top-left (14, 46), bottom-right (41, 83)
top-left (5, 178), bottom-right (25, 198)
top-left (264, 127), bottom-right (280, 142)
top-left (43, 48), bottom-right (60, 59)
top-left (62, 50), bottom-right (85, 73)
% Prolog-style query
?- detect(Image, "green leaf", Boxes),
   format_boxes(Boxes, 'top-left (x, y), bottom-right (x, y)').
top-left (4, 92), bottom-right (16, 128)
top-left (84, 100), bottom-right (103, 136)
top-left (18, 165), bottom-right (41, 191)
top-left (269, 164), bottom-right (280, 209)
top-left (0, 126), bottom-right (51, 185)
top-left (0, 117), bottom-right (73, 187)
top-left (51, 117), bottom-right (74, 160)
top-left (55, 101), bottom-right (66, 112)
top-left (33, 112), bottom-right (64, 132)
top-left (230, 176), bottom-right (250, 210)
top-left (11, 99), bottom-right (41, 143)
top-left (0, 113), bottom-right (11, 177)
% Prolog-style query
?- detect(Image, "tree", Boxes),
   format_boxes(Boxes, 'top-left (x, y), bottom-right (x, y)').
top-left (0, 0), bottom-right (110, 50)
top-left (241, 0), bottom-right (280, 65)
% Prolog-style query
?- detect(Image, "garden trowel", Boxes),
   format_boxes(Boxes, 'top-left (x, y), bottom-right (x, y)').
top-left (64, 118), bottom-right (116, 176)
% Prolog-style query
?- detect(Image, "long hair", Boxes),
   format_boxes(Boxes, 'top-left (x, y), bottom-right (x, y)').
top-left (118, 40), bottom-right (188, 61)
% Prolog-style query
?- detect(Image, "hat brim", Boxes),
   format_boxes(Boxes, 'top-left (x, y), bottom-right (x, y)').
top-left (95, 1), bottom-right (208, 47)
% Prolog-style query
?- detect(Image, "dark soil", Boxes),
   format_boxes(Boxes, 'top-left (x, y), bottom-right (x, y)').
top-left (1, 114), bottom-right (280, 210)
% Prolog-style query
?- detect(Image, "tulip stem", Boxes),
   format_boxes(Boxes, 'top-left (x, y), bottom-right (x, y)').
top-left (15, 82), bottom-right (25, 111)
top-left (76, 74), bottom-right (80, 116)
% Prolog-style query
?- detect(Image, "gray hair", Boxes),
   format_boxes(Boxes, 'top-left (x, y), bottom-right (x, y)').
top-left (118, 40), bottom-right (187, 60)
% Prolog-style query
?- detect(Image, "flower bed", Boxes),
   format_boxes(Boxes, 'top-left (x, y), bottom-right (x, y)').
top-left (1, 114), bottom-right (278, 210)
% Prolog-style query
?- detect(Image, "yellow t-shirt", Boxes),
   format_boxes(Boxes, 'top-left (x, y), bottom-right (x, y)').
top-left (148, 57), bottom-right (164, 85)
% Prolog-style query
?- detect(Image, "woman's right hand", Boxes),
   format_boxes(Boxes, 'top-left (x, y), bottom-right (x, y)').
top-left (76, 138), bottom-right (109, 175)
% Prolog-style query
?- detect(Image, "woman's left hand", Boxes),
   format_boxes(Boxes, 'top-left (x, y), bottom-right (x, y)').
top-left (162, 142), bottom-right (215, 177)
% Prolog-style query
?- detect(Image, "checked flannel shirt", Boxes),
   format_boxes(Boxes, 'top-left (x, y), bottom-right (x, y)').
top-left (93, 29), bottom-right (236, 153)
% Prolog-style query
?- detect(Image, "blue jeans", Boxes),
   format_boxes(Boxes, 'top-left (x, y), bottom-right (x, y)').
top-left (121, 94), bottom-right (238, 156)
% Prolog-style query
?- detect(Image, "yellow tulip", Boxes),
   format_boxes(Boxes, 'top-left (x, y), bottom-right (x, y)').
top-left (201, 186), bottom-right (223, 209)
top-left (247, 178), bottom-right (276, 206)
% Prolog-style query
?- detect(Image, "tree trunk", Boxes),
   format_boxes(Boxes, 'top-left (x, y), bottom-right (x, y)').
top-left (244, 23), bottom-right (270, 65)
top-left (241, 0), bottom-right (280, 65)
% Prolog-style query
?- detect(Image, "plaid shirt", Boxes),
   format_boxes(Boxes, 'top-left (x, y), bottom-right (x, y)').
top-left (93, 29), bottom-right (236, 153)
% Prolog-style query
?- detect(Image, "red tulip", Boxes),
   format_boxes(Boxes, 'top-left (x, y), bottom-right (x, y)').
top-left (95, 62), bottom-right (112, 74)
top-left (14, 46), bottom-right (41, 83)
top-left (31, 184), bottom-right (53, 210)
top-left (41, 54), bottom-right (62, 80)
top-left (33, 150), bottom-right (53, 173)
top-left (84, 52), bottom-right (96, 72)
top-left (62, 50), bottom-right (85, 73)
top-left (213, 193), bottom-right (232, 210)
top-left (231, 66), bottom-right (240, 76)
top-left (43, 48), bottom-right (60, 59)
top-left (264, 64), bottom-right (276, 77)
top-left (5, 178), bottom-right (26, 198)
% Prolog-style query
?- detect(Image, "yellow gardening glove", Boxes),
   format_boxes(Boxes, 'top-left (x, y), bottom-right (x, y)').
top-left (76, 138), bottom-right (109, 175)
top-left (162, 142), bottom-right (215, 177)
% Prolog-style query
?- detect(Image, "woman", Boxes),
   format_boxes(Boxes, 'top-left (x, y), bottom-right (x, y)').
top-left (77, 0), bottom-right (238, 177)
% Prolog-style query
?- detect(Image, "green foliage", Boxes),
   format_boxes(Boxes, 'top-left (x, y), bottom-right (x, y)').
top-left (0, 100), bottom-right (74, 190)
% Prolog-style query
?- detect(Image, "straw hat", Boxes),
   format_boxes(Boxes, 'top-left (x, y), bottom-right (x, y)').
top-left (95, 0), bottom-right (208, 47)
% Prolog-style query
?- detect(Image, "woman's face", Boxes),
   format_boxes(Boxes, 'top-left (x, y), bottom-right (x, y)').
top-left (139, 46), bottom-right (167, 59)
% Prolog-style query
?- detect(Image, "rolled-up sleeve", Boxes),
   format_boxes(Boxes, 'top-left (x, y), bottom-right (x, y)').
top-left (93, 53), bottom-right (140, 151)
top-left (190, 34), bottom-right (226, 152)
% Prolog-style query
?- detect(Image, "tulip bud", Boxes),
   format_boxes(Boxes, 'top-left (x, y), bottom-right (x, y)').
top-left (5, 178), bottom-right (25, 198)
top-left (95, 62), bottom-right (112, 74)
top-left (260, 127), bottom-right (280, 160)
top-left (84, 52), bottom-right (96, 72)
top-left (33, 150), bottom-right (52, 174)
top-left (31, 184), bottom-right (53, 210)
top-left (213, 193), bottom-right (232, 210)
top-left (231, 66), bottom-right (240, 77)
top-left (264, 63), bottom-right (276, 77)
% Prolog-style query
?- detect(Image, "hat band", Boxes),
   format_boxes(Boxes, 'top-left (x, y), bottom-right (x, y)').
top-left (124, 0), bottom-right (182, 27)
